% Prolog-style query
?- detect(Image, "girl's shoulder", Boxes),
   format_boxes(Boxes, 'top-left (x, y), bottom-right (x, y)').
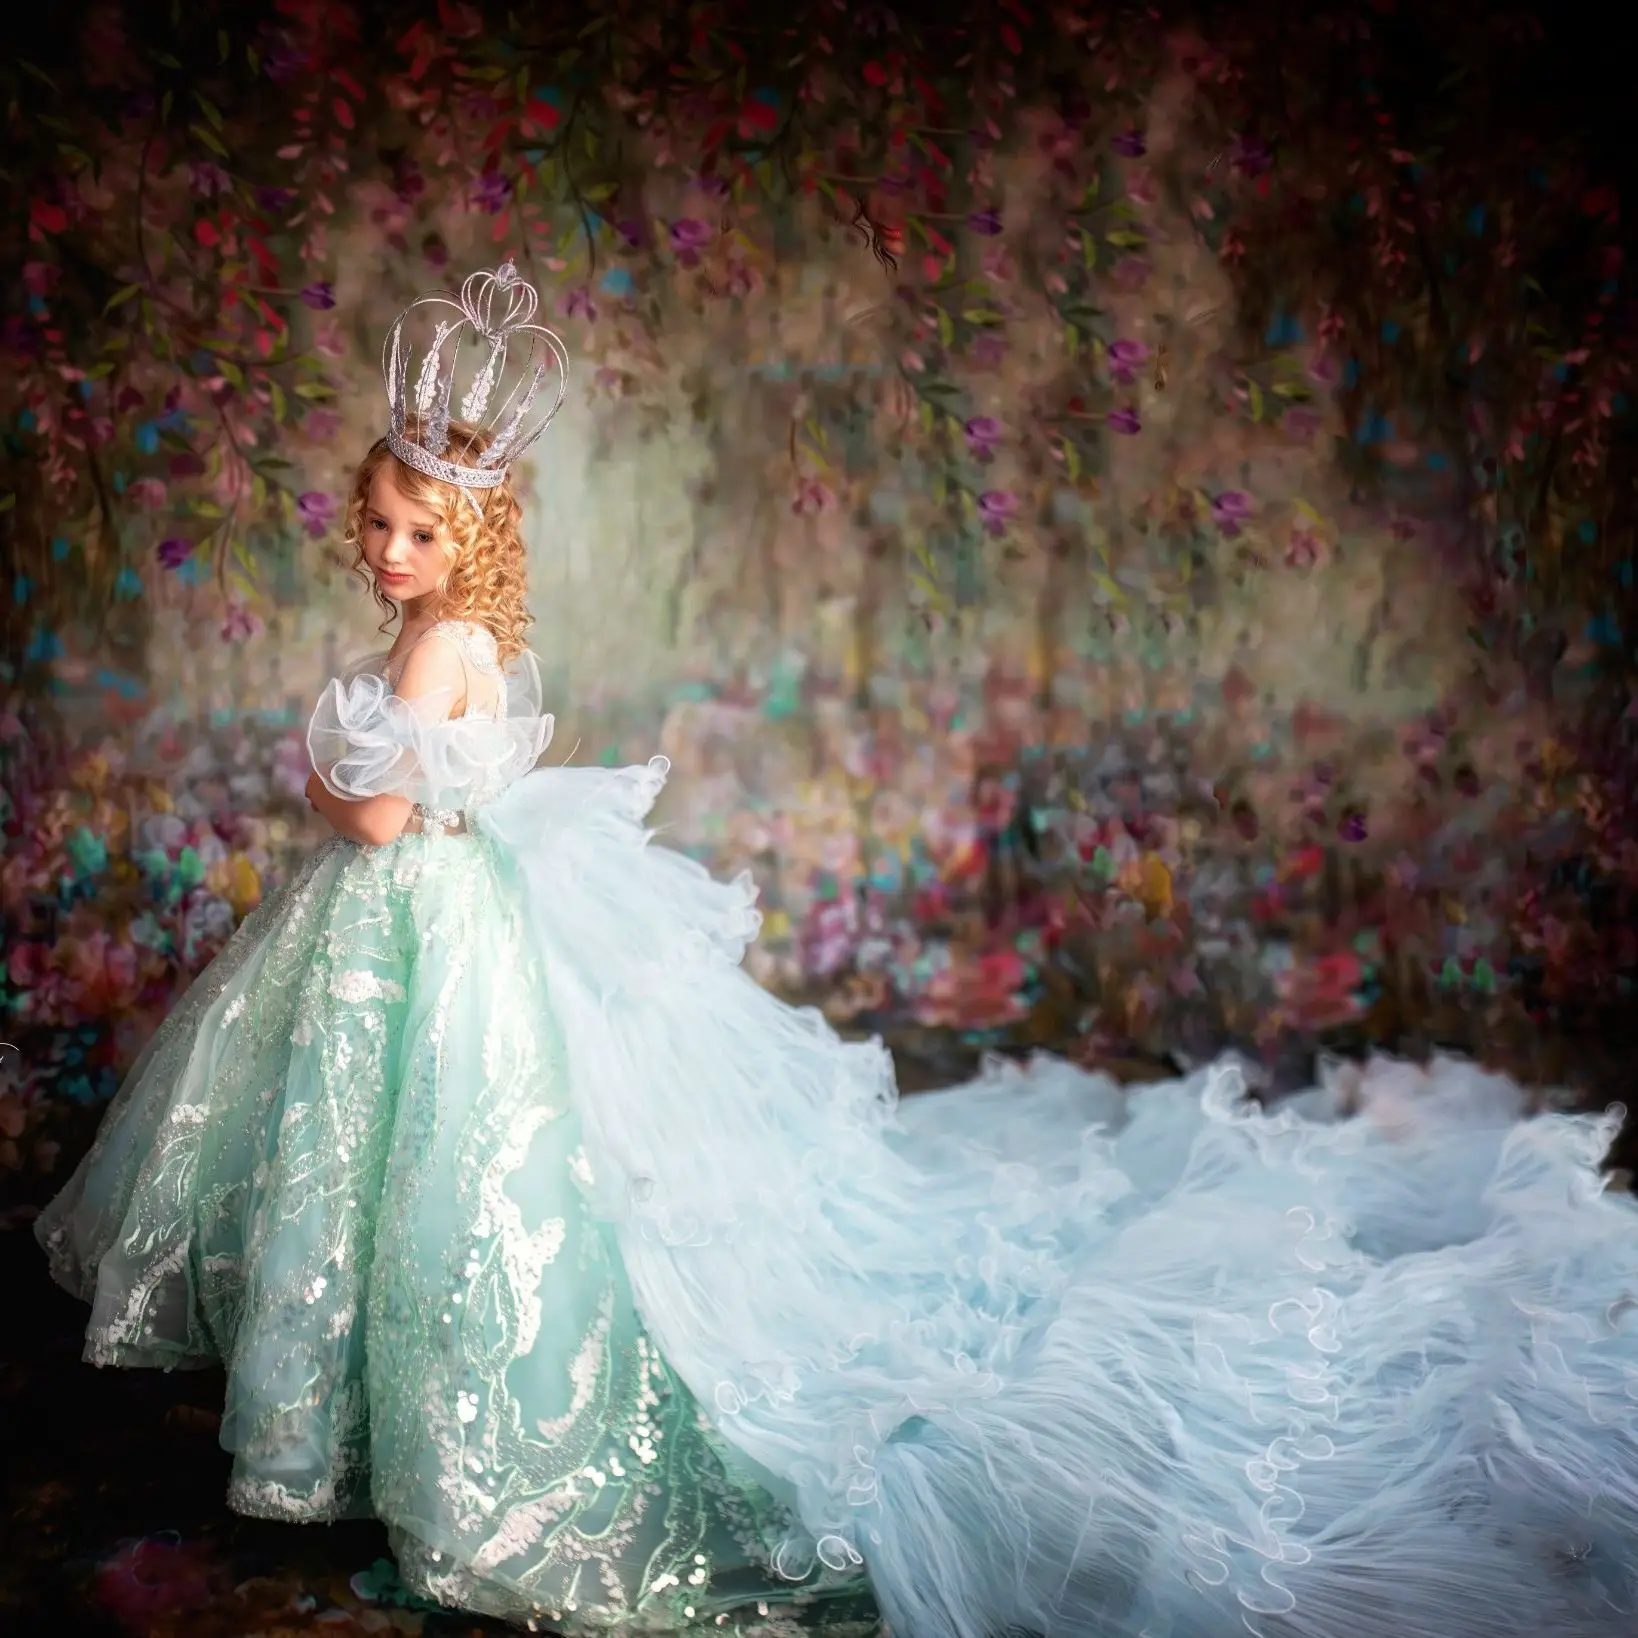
top-left (424, 618), bottom-right (502, 675)
top-left (386, 618), bottom-right (502, 684)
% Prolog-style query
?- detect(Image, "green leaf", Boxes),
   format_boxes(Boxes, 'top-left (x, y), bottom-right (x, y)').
top-left (1065, 442), bottom-right (1081, 482)
top-left (218, 28), bottom-right (230, 61)
top-left (1105, 230), bottom-right (1147, 249)
top-left (193, 499), bottom-right (225, 518)
top-left (0, 493), bottom-right (15, 513)
top-left (293, 382), bottom-right (334, 400)
top-left (217, 359), bottom-right (245, 390)
top-left (160, 89), bottom-right (174, 123)
top-left (103, 283), bottom-right (142, 313)
top-left (195, 93), bottom-right (224, 130)
top-left (1247, 380), bottom-right (1265, 421)
top-left (270, 380), bottom-right (288, 421)
top-left (936, 309), bottom-right (953, 347)
top-left (19, 59), bottom-right (59, 92)
top-left (191, 121), bottom-right (229, 158)
top-left (151, 49), bottom-right (182, 69)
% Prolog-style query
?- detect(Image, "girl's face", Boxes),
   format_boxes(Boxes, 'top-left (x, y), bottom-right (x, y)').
top-left (361, 464), bottom-right (450, 607)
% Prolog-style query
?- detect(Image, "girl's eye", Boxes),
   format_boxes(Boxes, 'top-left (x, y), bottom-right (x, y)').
top-left (370, 518), bottom-right (386, 531)
top-left (414, 531), bottom-right (433, 544)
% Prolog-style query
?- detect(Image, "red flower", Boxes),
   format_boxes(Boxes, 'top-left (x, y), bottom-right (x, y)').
top-left (29, 200), bottom-right (68, 235)
top-left (523, 99), bottom-right (561, 135)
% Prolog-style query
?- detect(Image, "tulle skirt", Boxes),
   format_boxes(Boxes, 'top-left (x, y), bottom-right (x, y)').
top-left (37, 756), bottom-right (1638, 1638)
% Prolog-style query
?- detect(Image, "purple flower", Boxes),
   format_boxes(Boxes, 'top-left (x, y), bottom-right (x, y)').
top-left (392, 158), bottom-right (426, 203)
top-left (472, 171), bottom-right (512, 214)
top-left (1107, 407), bottom-right (1142, 436)
top-left (1232, 137), bottom-right (1272, 178)
top-left (188, 162), bottom-right (231, 198)
top-left (669, 218), bottom-right (713, 265)
top-left (299, 281), bottom-right (335, 311)
top-left (963, 416), bottom-right (1002, 456)
top-left (967, 207), bottom-right (1003, 236)
top-left (263, 44), bottom-right (311, 81)
top-left (1337, 811), bottom-right (1369, 843)
top-left (1112, 256), bottom-right (1151, 292)
top-left (1283, 406), bottom-right (1322, 443)
top-left (156, 538), bottom-right (193, 570)
top-left (255, 186), bottom-right (296, 214)
top-left (561, 286), bottom-right (598, 321)
top-left (978, 490), bottom-right (1019, 535)
top-left (1112, 129), bottom-right (1147, 159)
top-left (302, 408), bottom-right (342, 442)
top-left (422, 234), bottom-right (450, 270)
top-left (1107, 338), bottom-right (1150, 385)
top-left (693, 172), bottom-right (730, 198)
top-left (1211, 490), bottom-right (1252, 535)
top-left (615, 217), bottom-right (648, 248)
top-left (971, 332), bottom-right (1007, 368)
top-left (298, 491), bottom-right (337, 539)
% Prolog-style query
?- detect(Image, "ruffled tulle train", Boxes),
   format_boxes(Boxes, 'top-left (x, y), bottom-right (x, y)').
top-left (37, 743), bottom-right (1638, 1638)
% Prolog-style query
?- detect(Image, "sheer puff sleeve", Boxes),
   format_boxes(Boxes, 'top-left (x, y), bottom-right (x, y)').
top-left (306, 646), bottom-right (555, 811)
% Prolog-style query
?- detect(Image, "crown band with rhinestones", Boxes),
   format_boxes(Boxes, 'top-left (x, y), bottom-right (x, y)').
top-left (380, 262), bottom-right (569, 510)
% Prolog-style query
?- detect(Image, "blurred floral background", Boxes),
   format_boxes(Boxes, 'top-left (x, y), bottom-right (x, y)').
top-left (3, 0), bottom-right (1636, 1186)
top-left (2, 1), bottom-right (1636, 1631)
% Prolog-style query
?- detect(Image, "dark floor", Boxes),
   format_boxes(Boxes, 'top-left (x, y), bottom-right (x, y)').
top-left (0, 1218), bottom-right (510, 1638)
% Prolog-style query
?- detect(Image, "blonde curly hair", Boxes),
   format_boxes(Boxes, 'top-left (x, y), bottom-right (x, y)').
top-left (340, 416), bottom-right (535, 668)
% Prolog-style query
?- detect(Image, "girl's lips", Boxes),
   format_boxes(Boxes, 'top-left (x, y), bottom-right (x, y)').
top-left (379, 570), bottom-right (413, 583)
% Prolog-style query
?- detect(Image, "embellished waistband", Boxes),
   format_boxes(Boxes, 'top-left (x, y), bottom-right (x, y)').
top-left (405, 803), bottom-right (469, 836)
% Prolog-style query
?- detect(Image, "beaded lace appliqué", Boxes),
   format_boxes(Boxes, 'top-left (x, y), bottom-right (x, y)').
top-left (386, 621), bottom-right (509, 832)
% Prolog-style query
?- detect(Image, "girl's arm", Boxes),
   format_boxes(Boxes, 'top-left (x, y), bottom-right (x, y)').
top-left (306, 637), bottom-right (468, 848)
top-left (305, 770), bottom-right (410, 846)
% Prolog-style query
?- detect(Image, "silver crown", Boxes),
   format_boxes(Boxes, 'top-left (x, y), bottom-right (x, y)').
top-left (381, 262), bottom-right (569, 509)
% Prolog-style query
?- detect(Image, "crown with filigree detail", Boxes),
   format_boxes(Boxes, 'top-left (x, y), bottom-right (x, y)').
top-left (380, 262), bottom-right (569, 512)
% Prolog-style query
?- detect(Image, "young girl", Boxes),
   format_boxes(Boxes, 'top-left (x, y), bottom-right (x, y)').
top-left (36, 265), bottom-right (1638, 1638)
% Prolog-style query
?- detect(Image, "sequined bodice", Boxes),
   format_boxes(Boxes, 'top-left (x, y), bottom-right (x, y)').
top-left (383, 619), bottom-right (507, 722)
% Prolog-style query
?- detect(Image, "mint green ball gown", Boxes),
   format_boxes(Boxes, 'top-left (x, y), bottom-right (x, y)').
top-left (36, 620), bottom-right (1638, 1638)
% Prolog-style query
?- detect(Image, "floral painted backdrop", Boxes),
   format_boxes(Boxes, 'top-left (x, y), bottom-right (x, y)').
top-left (3, 0), bottom-right (1636, 1190)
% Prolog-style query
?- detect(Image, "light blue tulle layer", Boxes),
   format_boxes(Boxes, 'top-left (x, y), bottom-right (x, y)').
top-left (34, 747), bottom-right (1638, 1638)
top-left (480, 756), bottom-right (1638, 1638)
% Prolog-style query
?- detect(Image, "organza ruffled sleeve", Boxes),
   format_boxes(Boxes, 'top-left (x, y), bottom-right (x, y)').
top-left (306, 647), bottom-right (554, 811)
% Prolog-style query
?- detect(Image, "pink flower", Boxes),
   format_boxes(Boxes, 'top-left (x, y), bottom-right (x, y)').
top-left (301, 408), bottom-right (341, 441)
top-left (221, 605), bottom-right (261, 642)
top-left (127, 477), bottom-right (167, 509)
top-left (669, 218), bottom-right (713, 266)
top-left (21, 261), bottom-right (60, 296)
top-left (792, 477), bottom-right (834, 516)
top-left (94, 1535), bottom-right (213, 1625)
top-left (1285, 525), bottom-right (1320, 568)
